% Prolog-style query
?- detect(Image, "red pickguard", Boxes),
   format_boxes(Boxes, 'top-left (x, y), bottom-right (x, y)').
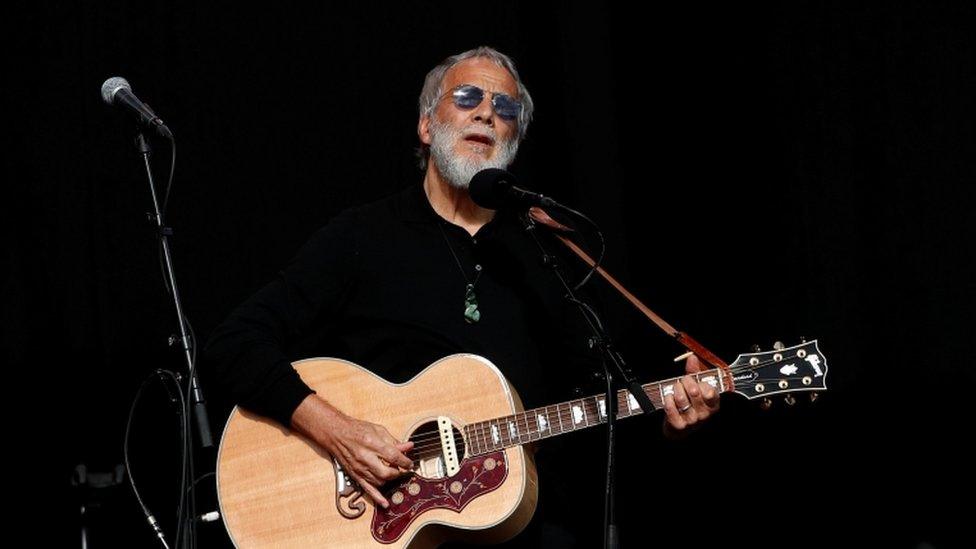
top-left (371, 452), bottom-right (509, 544)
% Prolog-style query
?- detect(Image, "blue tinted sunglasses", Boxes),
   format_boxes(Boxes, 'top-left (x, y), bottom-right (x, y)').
top-left (444, 84), bottom-right (522, 121)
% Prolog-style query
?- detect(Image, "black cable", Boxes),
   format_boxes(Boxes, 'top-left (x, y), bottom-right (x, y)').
top-left (175, 321), bottom-right (199, 549)
top-left (173, 375), bottom-right (190, 549)
top-left (158, 137), bottom-right (176, 296)
top-left (125, 370), bottom-right (183, 549)
top-left (549, 203), bottom-right (606, 291)
top-left (162, 136), bottom-right (176, 217)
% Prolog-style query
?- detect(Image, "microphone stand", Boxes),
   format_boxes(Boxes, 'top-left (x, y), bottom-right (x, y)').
top-left (136, 133), bottom-right (213, 449)
top-left (520, 210), bottom-right (656, 549)
top-left (135, 132), bottom-right (213, 548)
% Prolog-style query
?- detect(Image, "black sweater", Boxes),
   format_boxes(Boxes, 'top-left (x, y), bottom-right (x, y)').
top-left (205, 183), bottom-right (601, 427)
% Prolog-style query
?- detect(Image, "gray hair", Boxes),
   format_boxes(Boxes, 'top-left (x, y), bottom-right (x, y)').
top-left (416, 46), bottom-right (535, 170)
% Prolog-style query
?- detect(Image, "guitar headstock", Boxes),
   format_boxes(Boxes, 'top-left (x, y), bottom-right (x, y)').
top-left (728, 340), bottom-right (828, 401)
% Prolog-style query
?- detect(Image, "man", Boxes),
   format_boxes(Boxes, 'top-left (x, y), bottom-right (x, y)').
top-left (206, 46), bottom-right (719, 547)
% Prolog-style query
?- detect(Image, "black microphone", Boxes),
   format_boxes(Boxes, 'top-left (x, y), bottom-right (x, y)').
top-left (469, 168), bottom-right (558, 210)
top-left (101, 77), bottom-right (172, 138)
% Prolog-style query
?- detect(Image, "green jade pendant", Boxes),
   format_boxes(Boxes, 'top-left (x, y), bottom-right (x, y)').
top-left (464, 283), bottom-right (481, 323)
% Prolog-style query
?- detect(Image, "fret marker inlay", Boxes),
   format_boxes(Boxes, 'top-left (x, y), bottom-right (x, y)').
top-left (627, 393), bottom-right (640, 411)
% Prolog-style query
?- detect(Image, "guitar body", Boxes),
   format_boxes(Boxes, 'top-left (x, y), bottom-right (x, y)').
top-left (217, 355), bottom-right (538, 548)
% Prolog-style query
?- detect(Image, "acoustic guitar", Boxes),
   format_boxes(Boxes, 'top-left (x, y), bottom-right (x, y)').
top-left (217, 340), bottom-right (828, 547)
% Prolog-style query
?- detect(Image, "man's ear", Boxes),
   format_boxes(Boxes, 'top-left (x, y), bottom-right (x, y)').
top-left (418, 115), bottom-right (432, 146)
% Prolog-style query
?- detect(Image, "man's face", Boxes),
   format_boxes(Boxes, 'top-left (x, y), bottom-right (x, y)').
top-left (420, 58), bottom-right (521, 189)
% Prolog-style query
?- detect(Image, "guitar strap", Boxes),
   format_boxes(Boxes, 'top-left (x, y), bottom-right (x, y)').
top-left (528, 207), bottom-right (729, 371)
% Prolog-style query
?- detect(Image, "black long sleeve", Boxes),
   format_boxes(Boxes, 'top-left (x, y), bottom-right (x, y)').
top-left (205, 184), bottom-right (602, 427)
top-left (204, 209), bottom-right (362, 427)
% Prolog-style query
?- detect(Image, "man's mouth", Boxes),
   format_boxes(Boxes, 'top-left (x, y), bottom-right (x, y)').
top-left (463, 133), bottom-right (495, 147)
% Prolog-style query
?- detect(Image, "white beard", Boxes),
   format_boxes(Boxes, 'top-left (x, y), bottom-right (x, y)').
top-left (429, 119), bottom-right (519, 190)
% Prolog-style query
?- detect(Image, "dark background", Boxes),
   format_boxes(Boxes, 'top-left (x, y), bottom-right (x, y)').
top-left (9, 1), bottom-right (974, 547)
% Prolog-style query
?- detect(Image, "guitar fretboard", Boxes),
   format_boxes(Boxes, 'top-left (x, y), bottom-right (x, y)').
top-left (462, 368), bottom-right (731, 456)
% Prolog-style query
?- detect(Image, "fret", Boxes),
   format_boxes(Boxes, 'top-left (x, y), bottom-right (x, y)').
top-left (536, 407), bottom-right (550, 437)
top-left (571, 401), bottom-right (585, 428)
top-left (511, 414), bottom-right (520, 445)
top-left (699, 370), bottom-right (720, 392)
top-left (517, 411), bottom-right (529, 442)
top-left (466, 425), bottom-right (477, 456)
top-left (556, 402), bottom-right (565, 433)
top-left (627, 391), bottom-right (640, 413)
top-left (618, 391), bottom-right (630, 418)
top-left (661, 383), bottom-right (676, 407)
top-left (632, 388), bottom-right (644, 415)
top-left (645, 386), bottom-right (660, 411)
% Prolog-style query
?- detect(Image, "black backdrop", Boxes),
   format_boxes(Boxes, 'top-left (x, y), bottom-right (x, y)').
top-left (10, 2), bottom-right (975, 547)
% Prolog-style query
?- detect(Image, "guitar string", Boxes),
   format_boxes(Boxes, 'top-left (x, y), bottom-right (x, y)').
top-left (406, 379), bottom-right (820, 460)
top-left (407, 397), bottom-right (676, 456)
top-left (405, 374), bottom-right (816, 456)
top-left (397, 360), bottom-right (819, 455)
top-left (401, 364), bottom-right (741, 447)
top-left (403, 369), bottom-right (807, 454)
top-left (409, 398), bottom-right (818, 458)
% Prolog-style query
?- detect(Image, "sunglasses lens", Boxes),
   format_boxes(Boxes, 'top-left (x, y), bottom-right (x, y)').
top-left (452, 85), bottom-right (484, 109)
top-left (492, 94), bottom-right (521, 120)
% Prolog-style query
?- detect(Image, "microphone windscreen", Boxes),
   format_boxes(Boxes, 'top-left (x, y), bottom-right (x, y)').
top-left (469, 168), bottom-right (516, 210)
top-left (101, 77), bottom-right (132, 105)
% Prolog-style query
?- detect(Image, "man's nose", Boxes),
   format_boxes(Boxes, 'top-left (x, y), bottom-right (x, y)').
top-left (471, 97), bottom-right (494, 126)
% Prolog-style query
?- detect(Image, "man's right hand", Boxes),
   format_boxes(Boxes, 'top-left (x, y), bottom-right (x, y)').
top-left (291, 394), bottom-right (414, 508)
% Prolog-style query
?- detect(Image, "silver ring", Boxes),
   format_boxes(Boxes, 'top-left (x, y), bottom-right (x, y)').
top-left (679, 404), bottom-right (692, 413)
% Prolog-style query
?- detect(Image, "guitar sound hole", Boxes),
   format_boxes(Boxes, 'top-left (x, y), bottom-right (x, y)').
top-left (407, 420), bottom-right (466, 480)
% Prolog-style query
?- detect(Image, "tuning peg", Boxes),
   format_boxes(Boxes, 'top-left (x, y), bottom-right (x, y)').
top-left (772, 341), bottom-right (785, 350)
top-left (809, 393), bottom-right (819, 404)
top-left (760, 398), bottom-right (773, 411)
top-left (784, 395), bottom-right (797, 406)
top-left (751, 344), bottom-right (761, 352)
top-left (799, 335), bottom-right (807, 343)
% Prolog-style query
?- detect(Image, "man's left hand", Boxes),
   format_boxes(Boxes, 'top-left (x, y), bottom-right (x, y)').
top-left (662, 354), bottom-right (720, 438)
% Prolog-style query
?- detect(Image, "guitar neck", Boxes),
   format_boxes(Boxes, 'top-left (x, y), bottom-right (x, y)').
top-left (463, 368), bottom-right (733, 456)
